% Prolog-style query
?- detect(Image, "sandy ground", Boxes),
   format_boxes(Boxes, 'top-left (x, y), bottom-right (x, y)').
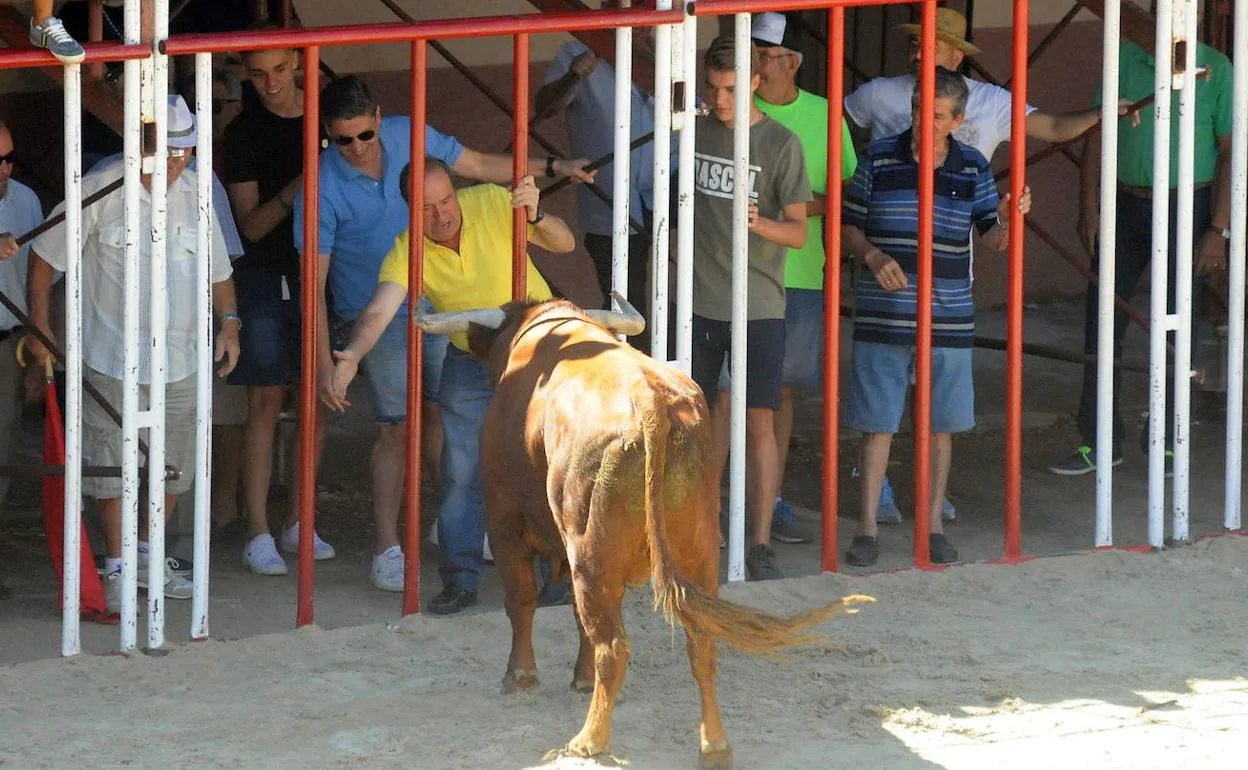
top-left (1, 536), bottom-right (1246, 769)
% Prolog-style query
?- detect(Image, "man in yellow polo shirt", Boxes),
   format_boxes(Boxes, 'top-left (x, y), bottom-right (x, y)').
top-left (327, 158), bottom-right (576, 613)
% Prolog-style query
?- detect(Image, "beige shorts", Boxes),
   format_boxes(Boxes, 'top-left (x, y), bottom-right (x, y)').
top-left (212, 380), bottom-right (249, 426)
top-left (82, 369), bottom-right (198, 498)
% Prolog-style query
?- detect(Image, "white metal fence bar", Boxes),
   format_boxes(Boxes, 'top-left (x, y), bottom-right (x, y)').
top-left (1095, 0), bottom-right (1121, 548)
top-left (1146, 0), bottom-right (1174, 550)
top-left (1227, 0), bottom-right (1247, 532)
top-left (191, 51), bottom-right (213, 639)
top-left (612, 22), bottom-right (633, 324)
top-left (674, 7), bottom-right (696, 373)
top-left (1170, 0), bottom-right (1198, 543)
top-left (60, 63), bottom-right (84, 657)
top-left (650, 2), bottom-right (673, 360)
top-left (726, 12), bottom-right (750, 583)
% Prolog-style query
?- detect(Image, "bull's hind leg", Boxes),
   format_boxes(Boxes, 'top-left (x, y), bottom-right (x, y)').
top-left (571, 599), bottom-right (595, 693)
top-left (685, 548), bottom-right (733, 768)
top-left (561, 579), bottom-right (629, 759)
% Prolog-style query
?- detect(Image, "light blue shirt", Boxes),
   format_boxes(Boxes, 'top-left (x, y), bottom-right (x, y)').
top-left (545, 40), bottom-right (658, 235)
top-left (293, 116), bottom-right (464, 320)
top-left (0, 178), bottom-right (44, 330)
top-left (91, 154), bottom-right (245, 259)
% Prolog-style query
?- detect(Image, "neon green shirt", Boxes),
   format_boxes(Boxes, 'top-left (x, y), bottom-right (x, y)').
top-left (1094, 41), bottom-right (1232, 188)
top-left (755, 89), bottom-right (857, 290)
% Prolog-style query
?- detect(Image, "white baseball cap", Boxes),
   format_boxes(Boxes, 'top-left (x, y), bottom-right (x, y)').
top-left (167, 94), bottom-right (198, 149)
top-left (751, 12), bottom-right (801, 50)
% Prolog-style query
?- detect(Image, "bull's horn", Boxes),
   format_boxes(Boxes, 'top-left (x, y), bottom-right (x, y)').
top-left (411, 303), bottom-right (506, 335)
top-left (585, 291), bottom-right (646, 336)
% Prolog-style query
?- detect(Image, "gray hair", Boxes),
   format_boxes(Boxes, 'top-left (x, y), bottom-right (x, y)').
top-left (211, 68), bottom-right (242, 101)
top-left (911, 66), bottom-right (968, 117)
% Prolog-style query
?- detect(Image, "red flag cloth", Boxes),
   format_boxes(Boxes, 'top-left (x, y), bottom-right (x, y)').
top-left (42, 373), bottom-right (116, 624)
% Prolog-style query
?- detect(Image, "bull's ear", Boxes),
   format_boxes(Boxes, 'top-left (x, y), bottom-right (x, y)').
top-left (585, 291), bottom-right (645, 336)
top-left (412, 306), bottom-right (506, 335)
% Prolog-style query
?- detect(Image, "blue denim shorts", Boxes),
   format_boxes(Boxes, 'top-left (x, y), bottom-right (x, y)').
top-left (353, 308), bottom-right (448, 424)
top-left (780, 288), bottom-right (825, 389)
top-left (228, 269), bottom-right (300, 387)
top-left (845, 341), bottom-right (975, 434)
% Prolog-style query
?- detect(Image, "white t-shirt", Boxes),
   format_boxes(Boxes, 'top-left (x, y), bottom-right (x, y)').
top-left (844, 74), bottom-right (1036, 162)
top-left (33, 165), bottom-right (232, 384)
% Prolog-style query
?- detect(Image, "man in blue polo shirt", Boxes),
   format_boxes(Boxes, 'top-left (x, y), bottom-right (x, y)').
top-left (841, 68), bottom-right (1030, 567)
top-left (295, 75), bottom-right (590, 592)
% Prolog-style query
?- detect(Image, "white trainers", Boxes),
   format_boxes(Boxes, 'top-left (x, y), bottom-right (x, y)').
top-left (136, 557), bottom-right (193, 600)
top-left (103, 570), bottom-right (121, 613)
top-left (281, 522), bottom-right (337, 561)
top-left (244, 534), bottom-right (289, 576)
top-left (482, 535), bottom-right (494, 564)
top-left (370, 545), bottom-right (404, 592)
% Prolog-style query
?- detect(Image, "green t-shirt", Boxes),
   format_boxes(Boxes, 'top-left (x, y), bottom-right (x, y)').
top-left (692, 114), bottom-right (812, 321)
top-left (1094, 41), bottom-right (1233, 187)
top-left (755, 89), bottom-right (858, 290)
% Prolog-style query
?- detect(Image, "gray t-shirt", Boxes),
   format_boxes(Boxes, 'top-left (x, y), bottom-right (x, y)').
top-left (693, 114), bottom-right (811, 321)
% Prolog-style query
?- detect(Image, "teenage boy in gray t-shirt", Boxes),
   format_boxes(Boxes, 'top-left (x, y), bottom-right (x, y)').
top-left (692, 35), bottom-right (811, 581)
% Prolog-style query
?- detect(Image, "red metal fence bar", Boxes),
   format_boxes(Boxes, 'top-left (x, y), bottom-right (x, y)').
top-left (403, 40), bottom-right (428, 616)
top-left (1005, 0), bottom-right (1029, 561)
top-left (161, 8), bottom-right (684, 55)
top-left (0, 43), bottom-right (149, 69)
top-left (913, 0), bottom-right (937, 569)
top-left (689, 0), bottom-right (919, 13)
top-left (513, 33), bottom-right (530, 302)
top-left (821, 5), bottom-right (846, 573)
top-left (296, 45), bottom-right (320, 627)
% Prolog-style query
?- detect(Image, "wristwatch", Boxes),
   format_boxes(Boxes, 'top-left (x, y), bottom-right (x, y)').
top-left (1209, 226), bottom-right (1231, 241)
top-left (222, 312), bottom-right (244, 329)
top-left (545, 156), bottom-right (559, 178)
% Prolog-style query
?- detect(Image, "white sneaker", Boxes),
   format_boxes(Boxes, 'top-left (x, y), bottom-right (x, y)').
top-left (482, 535), bottom-right (494, 564)
top-left (426, 524), bottom-right (439, 547)
top-left (243, 534), bottom-right (289, 576)
top-left (370, 545), bottom-right (404, 592)
top-left (103, 570), bottom-right (122, 613)
top-left (136, 558), bottom-right (193, 600)
top-left (281, 522), bottom-right (336, 560)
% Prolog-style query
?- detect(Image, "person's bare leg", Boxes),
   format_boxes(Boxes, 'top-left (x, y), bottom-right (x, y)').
top-left (243, 385), bottom-right (285, 538)
top-left (284, 401), bottom-right (326, 530)
top-left (99, 497), bottom-right (122, 559)
top-left (372, 423), bottom-right (406, 554)
top-left (711, 391), bottom-right (731, 488)
top-left (745, 408), bottom-right (780, 545)
top-left (211, 424), bottom-right (243, 527)
top-left (773, 387), bottom-right (796, 488)
top-left (930, 433), bottom-right (952, 536)
top-left (858, 433), bottom-right (893, 538)
top-left (31, 0), bottom-right (52, 24)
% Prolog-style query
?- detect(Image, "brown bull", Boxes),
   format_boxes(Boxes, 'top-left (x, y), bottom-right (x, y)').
top-left (415, 294), bottom-right (872, 769)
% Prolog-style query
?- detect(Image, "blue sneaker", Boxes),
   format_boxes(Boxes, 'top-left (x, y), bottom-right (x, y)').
top-left (770, 498), bottom-right (813, 544)
top-left (942, 497), bottom-right (957, 522)
top-left (877, 477), bottom-right (902, 525)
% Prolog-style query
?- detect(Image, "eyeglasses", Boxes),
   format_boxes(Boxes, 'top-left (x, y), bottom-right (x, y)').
top-left (211, 97), bottom-right (240, 116)
top-left (0, 152), bottom-right (13, 165)
top-left (168, 148), bottom-right (189, 159)
top-left (331, 129), bottom-right (377, 146)
top-left (757, 51), bottom-right (795, 63)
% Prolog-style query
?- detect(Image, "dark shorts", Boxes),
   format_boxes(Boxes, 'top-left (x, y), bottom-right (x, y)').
top-left (691, 315), bottom-right (784, 410)
top-left (227, 267), bottom-right (300, 388)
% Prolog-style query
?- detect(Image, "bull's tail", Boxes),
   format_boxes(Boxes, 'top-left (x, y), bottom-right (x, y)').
top-left (639, 400), bottom-right (874, 655)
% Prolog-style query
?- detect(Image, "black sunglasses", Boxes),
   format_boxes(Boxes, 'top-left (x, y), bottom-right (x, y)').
top-left (0, 152), bottom-right (13, 165)
top-left (332, 129), bottom-right (377, 146)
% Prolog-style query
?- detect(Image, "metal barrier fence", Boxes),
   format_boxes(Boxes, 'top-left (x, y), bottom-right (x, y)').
top-left (9, 0), bottom-right (1245, 656)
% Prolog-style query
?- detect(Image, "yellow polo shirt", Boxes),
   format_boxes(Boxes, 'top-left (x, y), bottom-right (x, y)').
top-left (378, 184), bottom-right (553, 351)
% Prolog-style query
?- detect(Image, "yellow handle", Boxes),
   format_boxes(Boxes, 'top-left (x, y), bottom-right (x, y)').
top-left (14, 335), bottom-right (53, 380)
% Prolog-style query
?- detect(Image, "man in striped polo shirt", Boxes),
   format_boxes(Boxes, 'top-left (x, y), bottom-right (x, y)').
top-left (841, 68), bottom-right (1030, 567)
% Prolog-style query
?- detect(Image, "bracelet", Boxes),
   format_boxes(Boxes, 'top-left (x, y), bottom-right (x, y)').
top-left (545, 156), bottom-right (558, 178)
top-left (222, 312), bottom-right (243, 329)
top-left (529, 209), bottom-right (546, 225)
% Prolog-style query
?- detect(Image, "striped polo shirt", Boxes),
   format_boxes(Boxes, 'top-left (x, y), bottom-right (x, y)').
top-left (844, 129), bottom-right (999, 348)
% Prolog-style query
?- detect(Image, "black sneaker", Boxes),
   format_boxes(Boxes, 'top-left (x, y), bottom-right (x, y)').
top-left (845, 535), bottom-right (879, 567)
top-left (929, 533), bottom-right (959, 564)
top-left (745, 543), bottom-right (783, 581)
top-left (1048, 445), bottom-right (1123, 476)
top-left (770, 498), bottom-right (814, 544)
top-left (430, 586), bottom-right (478, 615)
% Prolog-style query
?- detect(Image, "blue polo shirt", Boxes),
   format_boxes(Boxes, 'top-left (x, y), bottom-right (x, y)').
top-left (293, 115), bottom-right (464, 319)
top-left (843, 129), bottom-right (999, 349)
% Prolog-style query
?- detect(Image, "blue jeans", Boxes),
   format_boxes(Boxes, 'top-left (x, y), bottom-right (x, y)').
top-left (435, 346), bottom-right (493, 592)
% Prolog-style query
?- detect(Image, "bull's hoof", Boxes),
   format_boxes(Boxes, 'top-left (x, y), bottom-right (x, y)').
top-left (541, 746), bottom-right (623, 766)
top-left (570, 676), bottom-right (594, 694)
top-left (699, 745), bottom-right (733, 769)
top-left (501, 669), bottom-right (540, 695)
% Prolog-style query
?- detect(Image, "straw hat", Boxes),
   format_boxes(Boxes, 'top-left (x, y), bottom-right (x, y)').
top-left (897, 8), bottom-right (981, 57)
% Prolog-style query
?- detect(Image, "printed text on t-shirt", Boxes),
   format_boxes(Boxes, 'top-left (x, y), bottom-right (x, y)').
top-left (694, 152), bottom-right (760, 201)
